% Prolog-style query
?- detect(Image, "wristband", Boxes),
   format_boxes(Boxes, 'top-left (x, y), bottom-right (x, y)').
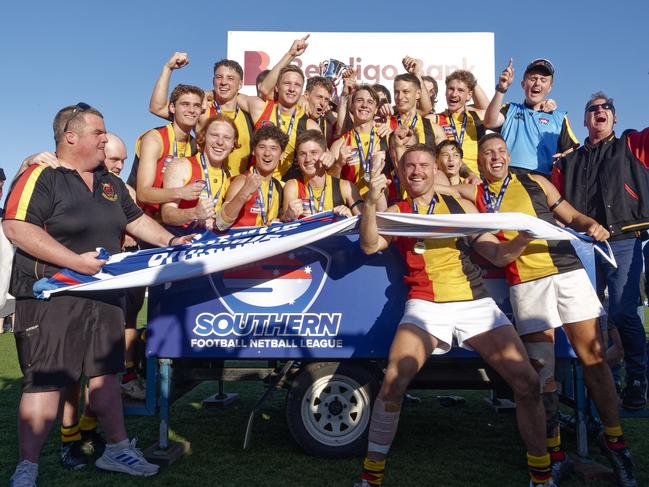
top-left (350, 199), bottom-right (364, 211)
top-left (495, 84), bottom-right (508, 94)
top-left (167, 236), bottom-right (177, 247)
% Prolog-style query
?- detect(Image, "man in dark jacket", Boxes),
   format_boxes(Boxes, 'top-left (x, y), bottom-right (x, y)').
top-left (553, 91), bottom-right (649, 411)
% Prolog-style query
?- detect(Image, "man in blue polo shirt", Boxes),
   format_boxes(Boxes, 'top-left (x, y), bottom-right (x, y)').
top-left (484, 58), bottom-right (579, 175)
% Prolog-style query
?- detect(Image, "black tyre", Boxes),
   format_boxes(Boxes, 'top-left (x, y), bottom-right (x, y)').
top-left (286, 361), bottom-right (379, 458)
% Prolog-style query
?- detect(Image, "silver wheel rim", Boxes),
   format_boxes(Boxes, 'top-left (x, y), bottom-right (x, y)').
top-left (300, 373), bottom-right (371, 447)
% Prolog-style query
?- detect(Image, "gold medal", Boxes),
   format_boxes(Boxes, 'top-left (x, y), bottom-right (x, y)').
top-left (413, 241), bottom-right (426, 254)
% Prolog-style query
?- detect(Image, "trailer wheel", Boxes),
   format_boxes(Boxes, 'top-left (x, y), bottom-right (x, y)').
top-left (286, 362), bottom-right (379, 458)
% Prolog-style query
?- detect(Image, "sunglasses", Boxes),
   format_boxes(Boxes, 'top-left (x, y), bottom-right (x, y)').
top-left (63, 102), bottom-right (92, 132)
top-left (586, 102), bottom-right (615, 113)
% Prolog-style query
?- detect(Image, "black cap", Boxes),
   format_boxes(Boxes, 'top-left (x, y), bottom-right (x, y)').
top-left (524, 58), bottom-right (555, 77)
top-left (0, 168), bottom-right (5, 181)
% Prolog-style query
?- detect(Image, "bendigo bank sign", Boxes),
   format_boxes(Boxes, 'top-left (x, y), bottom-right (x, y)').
top-left (228, 31), bottom-right (495, 105)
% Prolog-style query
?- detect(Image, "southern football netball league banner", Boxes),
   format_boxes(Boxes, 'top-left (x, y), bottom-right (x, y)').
top-left (227, 31), bottom-right (495, 105)
top-left (33, 212), bottom-right (614, 299)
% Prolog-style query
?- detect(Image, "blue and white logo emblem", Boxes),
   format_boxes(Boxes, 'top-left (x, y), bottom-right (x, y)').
top-left (213, 246), bottom-right (330, 314)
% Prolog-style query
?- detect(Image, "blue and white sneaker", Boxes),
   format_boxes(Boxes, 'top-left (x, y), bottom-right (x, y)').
top-left (9, 460), bottom-right (38, 487)
top-left (95, 438), bottom-right (159, 477)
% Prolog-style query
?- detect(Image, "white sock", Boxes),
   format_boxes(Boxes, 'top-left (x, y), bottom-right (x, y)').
top-left (107, 438), bottom-right (129, 451)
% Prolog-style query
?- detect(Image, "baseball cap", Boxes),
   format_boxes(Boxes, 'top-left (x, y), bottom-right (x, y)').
top-left (524, 59), bottom-right (555, 77)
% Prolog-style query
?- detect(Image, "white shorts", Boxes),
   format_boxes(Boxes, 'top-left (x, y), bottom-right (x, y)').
top-left (399, 298), bottom-right (512, 355)
top-left (510, 269), bottom-right (605, 336)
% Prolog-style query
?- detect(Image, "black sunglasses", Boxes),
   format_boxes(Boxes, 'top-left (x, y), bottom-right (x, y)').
top-left (63, 102), bottom-right (92, 132)
top-left (586, 102), bottom-right (615, 113)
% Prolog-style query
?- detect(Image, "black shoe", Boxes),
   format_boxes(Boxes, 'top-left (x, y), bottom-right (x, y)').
top-left (80, 429), bottom-right (106, 458)
top-left (622, 378), bottom-right (647, 411)
top-left (60, 440), bottom-right (87, 470)
top-left (596, 433), bottom-right (637, 487)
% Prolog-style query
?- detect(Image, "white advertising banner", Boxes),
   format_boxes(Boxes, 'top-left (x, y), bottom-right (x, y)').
top-left (227, 31), bottom-right (495, 107)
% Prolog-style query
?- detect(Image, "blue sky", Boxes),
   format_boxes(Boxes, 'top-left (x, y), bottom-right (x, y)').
top-left (2, 0), bottom-right (648, 206)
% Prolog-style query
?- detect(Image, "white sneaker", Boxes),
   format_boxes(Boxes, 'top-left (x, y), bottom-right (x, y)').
top-left (121, 378), bottom-right (146, 401)
top-left (95, 438), bottom-right (159, 477)
top-left (9, 460), bottom-right (38, 487)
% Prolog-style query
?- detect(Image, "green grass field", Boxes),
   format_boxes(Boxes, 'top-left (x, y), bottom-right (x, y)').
top-left (1, 326), bottom-right (648, 486)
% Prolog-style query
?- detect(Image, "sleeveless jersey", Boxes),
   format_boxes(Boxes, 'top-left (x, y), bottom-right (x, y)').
top-left (294, 175), bottom-right (344, 216)
top-left (254, 100), bottom-right (309, 180)
top-left (339, 129), bottom-right (390, 196)
top-left (317, 115), bottom-right (333, 146)
top-left (393, 194), bottom-right (489, 302)
top-left (129, 124), bottom-right (194, 218)
top-left (389, 114), bottom-right (437, 147)
top-left (207, 100), bottom-right (253, 175)
top-left (231, 174), bottom-right (283, 227)
top-left (178, 154), bottom-right (230, 214)
top-left (474, 172), bottom-right (582, 285)
top-left (435, 110), bottom-right (485, 175)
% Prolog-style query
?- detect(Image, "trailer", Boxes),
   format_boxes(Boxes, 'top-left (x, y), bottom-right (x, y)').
top-left (124, 233), bottom-right (598, 463)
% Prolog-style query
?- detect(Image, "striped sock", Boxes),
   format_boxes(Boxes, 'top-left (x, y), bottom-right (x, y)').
top-left (61, 423), bottom-right (81, 443)
top-left (604, 425), bottom-right (625, 450)
top-left (79, 414), bottom-right (98, 432)
top-left (547, 432), bottom-right (565, 462)
top-left (361, 457), bottom-right (385, 486)
top-left (527, 452), bottom-right (551, 485)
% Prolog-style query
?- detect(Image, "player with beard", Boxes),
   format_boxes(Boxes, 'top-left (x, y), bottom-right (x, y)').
top-left (446, 133), bottom-right (637, 486)
top-left (355, 142), bottom-right (553, 487)
top-left (283, 130), bottom-right (363, 220)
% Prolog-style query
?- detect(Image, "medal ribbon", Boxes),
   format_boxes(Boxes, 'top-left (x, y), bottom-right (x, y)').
top-left (276, 105), bottom-right (297, 137)
top-left (199, 154), bottom-right (225, 203)
top-left (306, 178), bottom-right (327, 214)
top-left (482, 174), bottom-right (512, 213)
top-left (412, 194), bottom-right (437, 215)
top-left (213, 100), bottom-right (240, 121)
top-left (252, 167), bottom-right (273, 224)
top-left (353, 128), bottom-right (375, 180)
top-left (398, 114), bottom-right (418, 130)
top-left (447, 109), bottom-right (468, 147)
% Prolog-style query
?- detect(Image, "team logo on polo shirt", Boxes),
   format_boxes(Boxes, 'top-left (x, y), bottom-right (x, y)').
top-left (101, 182), bottom-right (117, 201)
top-left (539, 117), bottom-right (549, 125)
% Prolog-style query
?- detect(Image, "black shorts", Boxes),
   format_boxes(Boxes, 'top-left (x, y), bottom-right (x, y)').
top-left (14, 294), bottom-right (125, 393)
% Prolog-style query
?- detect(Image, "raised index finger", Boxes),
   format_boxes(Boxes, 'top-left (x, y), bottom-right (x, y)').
top-left (371, 153), bottom-right (385, 175)
top-left (301, 33), bottom-right (311, 42)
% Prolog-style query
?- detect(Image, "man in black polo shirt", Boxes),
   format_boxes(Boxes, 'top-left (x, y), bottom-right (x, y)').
top-left (3, 104), bottom-right (189, 486)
